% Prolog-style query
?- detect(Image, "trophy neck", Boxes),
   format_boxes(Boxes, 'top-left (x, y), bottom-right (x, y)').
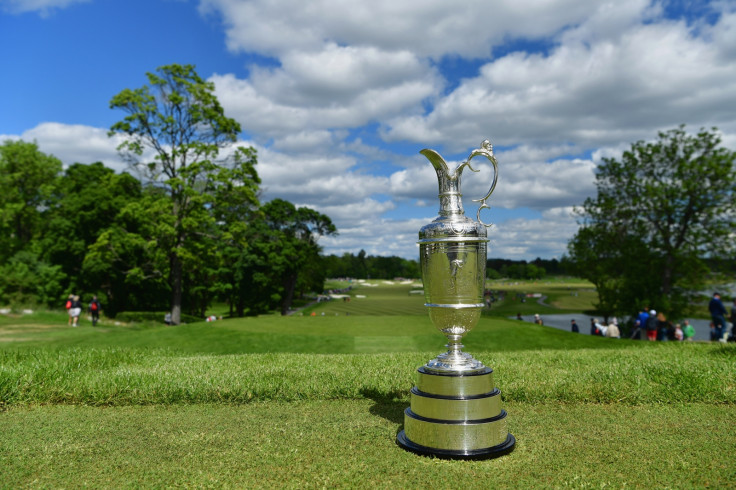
top-left (420, 148), bottom-right (469, 219)
top-left (436, 169), bottom-right (466, 218)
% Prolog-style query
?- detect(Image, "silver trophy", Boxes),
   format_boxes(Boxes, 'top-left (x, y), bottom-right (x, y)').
top-left (397, 140), bottom-right (515, 458)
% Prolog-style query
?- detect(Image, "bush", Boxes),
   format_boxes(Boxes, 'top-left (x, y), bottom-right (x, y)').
top-left (115, 311), bottom-right (202, 324)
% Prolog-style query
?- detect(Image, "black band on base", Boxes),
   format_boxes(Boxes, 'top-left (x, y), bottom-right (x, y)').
top-left (396, 431), bottom-right (515, 460)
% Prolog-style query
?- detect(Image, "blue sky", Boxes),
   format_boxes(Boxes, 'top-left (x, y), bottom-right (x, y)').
top-left (2, 0), bottom-right (735, 260)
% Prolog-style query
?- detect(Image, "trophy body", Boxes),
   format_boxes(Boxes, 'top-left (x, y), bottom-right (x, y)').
top-left (397, 141), bottom-right (515, 459)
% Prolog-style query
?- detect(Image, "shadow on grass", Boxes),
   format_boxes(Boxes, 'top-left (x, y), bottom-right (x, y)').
top-left (361, 388), bottom-right (407, 427)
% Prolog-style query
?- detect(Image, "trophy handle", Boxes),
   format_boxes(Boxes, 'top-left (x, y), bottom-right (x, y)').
top-left (466, 140), bottom-right (499, 228)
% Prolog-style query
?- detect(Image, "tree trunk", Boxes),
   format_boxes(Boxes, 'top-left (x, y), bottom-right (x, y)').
top-left (281, 272), bottom-right (298, 316)
top-left (170, 253), bottom-right (182, 325)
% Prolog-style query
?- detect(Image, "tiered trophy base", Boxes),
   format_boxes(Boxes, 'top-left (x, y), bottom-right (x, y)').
top-left (397, 366), bottom-right (515, 459)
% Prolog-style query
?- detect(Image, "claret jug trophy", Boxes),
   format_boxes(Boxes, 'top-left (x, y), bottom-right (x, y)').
top-left (396, 140), bottom-right (516, 459)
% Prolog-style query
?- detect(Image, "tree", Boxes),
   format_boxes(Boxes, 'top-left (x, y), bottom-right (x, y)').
top-left (567, 126), bottom-right (736, 319)
top-left (260, 199), bottom-right (337, 315)
top-left (0, 140), bottom-right (62, 262)
top-left (40, 163), bottom-right (142, 297)
top-left (108, 64), bottom-right (260, 324)
top-left (0, 250), bottom-right (65, 308)
top-left (82, 190), bottom-right (172, 316)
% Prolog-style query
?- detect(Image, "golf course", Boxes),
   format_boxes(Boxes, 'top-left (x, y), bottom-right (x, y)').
top-left (1, 280), bottom-right (734, 487)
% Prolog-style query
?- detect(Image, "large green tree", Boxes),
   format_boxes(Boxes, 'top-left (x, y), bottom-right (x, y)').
top-left (82, 189), bottom-right (171, 315)
top-left (108, 64), bottom-right (260, 324)
top-left (40, 163), bottom-right (142, 297)
top-left (226, 200), bottom-right (336, 316)
top-left (260, 199), bottom-right (336, 315)
top-left (567, 126), bottom-right (736, 320)
top-left (0, 141), bottom-right (65, 308)
top-left (0, 140), bottom-right (62, 262)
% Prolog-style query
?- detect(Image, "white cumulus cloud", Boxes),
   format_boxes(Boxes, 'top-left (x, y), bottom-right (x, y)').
top-left (2, 0), bottom-right (89, 16)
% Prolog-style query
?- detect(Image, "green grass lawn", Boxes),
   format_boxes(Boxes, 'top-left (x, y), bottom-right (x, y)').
top-left (485, 278), bottom-right (600, 316)
top-left (1, 281), bottom-right (734, 487)
top-left (306, 279), bottom-right (427, 316)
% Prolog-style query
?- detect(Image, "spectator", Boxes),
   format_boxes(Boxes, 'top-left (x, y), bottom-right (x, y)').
top-left (593, 318), bottom-right (607, 336)
top-left (674, 324), bottom-right (684, 341)
top-left (71, 295), bottom-right (82, 327)
top-left (605, 321), bottom-right (620, 338)
top-left (631, 308), bottom-right (649, 340)
top-left (646, 310), bottom-right (658, 341)
top-left (88, 296), bottom-right (101, 327)
top-left (683, 320), bottom-right (695, 341)
top-left (666, 321), bottom-right (676, 341)
top-left (65, 294), bottom-right (74, 326)
top-left (708, 293), bottom-right (728, 341)
top-left (570, 319), bottom-right (579, 333)
top-left (656, 312), bottom-right (669, 341)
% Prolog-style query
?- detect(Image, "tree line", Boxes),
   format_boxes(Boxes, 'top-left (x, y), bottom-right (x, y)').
top-left (0, 64), bottom-right (335, 322)
top-left (320, 252), bottom-right (563, 281)
top-left (0, 140), bottom-right (335, 320)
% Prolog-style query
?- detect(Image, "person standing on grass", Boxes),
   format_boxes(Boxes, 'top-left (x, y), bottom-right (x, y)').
top-left (674, 324), bottom-right (684, 341)
top-left (593, 319), bottom-right (607, 337)
top-left (683, 320), bottom-right (695, 341)
top-left (89, 296), bottom-right (101, 327)
top-left (646, 310), bottom-right (658, 341)
top-left (71, 295), bottom-right (82, 327)
top-left (631, 308), bottom-right (648, 340)
top-left (570, 319), bottom-right (579, 333)
top-left (65, 294), bottom-right (74, 326)
top-left (657, 312), bottom-right (669, 341)
top-left (708, 292), bottom-right (727, 341)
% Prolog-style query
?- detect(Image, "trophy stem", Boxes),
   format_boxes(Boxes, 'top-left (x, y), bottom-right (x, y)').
top-left (425, 332), bottom-right (485, 373)
top-left (447, 334), bottom-right (463, 355)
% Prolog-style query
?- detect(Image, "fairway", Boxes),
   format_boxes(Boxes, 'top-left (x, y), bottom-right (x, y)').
top-left (309, 279), bottom-right (427, 316)
top-left (1, 281), bottom-right (735, 487)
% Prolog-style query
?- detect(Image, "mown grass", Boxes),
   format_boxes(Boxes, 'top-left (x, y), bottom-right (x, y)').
top-left (1, 343), bottom-right (734, 407)
top-left (305, 279), bottom-right (427, 316)
top-left (0, 307), bottom-right (627, 356)
top-left (2, 401), bottom-right (733, 488)
top-left (1, 281), bottom-right (735, 487)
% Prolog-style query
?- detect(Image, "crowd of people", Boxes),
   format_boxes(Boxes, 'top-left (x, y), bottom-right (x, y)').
top-left (628, 309), bottom-right (693, 341)
top-left (627, 292), bottom-right (735, 342)
top-left (591, 318), bottom-right (621, 338)
top-left (64, 294), bottom-right (101, 327)
top-left (530, 291), bottom-right (735, 343)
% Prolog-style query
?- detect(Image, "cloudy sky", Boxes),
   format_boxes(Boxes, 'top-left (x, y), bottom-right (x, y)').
top-left (2, 0), bottom-right (735, 260)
